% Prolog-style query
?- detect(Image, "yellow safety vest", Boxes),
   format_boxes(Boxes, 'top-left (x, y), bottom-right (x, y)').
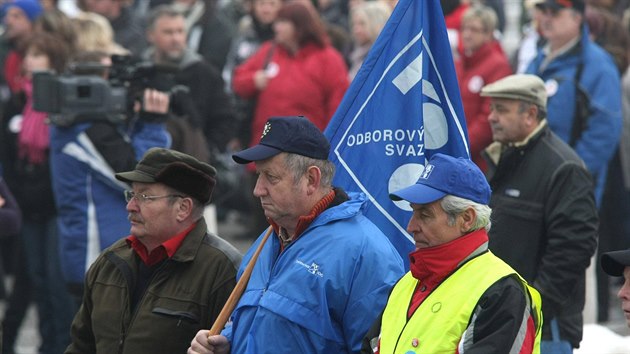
top-left (379, 251), bottom-right (542, 354)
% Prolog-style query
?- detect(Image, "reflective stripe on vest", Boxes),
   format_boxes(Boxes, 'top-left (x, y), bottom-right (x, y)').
top-left (379, 251), bottom-right (542, 354)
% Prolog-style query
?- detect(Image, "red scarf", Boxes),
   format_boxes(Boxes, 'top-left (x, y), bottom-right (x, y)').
top-left (18, 80), bottom-right (49, 165)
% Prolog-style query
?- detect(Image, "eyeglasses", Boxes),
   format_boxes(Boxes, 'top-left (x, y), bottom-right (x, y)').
top-left (124, 190), bottom-right (184, 203)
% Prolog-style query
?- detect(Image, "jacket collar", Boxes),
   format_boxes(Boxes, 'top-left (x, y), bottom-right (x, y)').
top-left (409, 229), bottom-right (489, 286)
top-left (485, 119), bottom-right (548, 165)
top-left (169, 218), bottom-right (209, 263)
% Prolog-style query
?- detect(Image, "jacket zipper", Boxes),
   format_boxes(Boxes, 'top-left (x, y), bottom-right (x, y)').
top-left (115, 257), bottom-right (170, 353)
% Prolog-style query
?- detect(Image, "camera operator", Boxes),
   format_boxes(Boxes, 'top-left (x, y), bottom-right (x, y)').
top-left (48, 50), bottom-right (172, 304)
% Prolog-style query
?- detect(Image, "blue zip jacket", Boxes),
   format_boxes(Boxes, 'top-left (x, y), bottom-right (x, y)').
top-left (222, 192), bottom-right (405, 353)
top-left (50, 120), bottom-right (170, 285)
top-left (526, 26), bottom-right (622, 205)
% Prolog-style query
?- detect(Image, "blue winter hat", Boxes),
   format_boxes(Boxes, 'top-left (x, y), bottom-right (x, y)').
top-left (390, 154), bottom-right (491, 205)
top-left (1, 0), bottom-right (43, 22)
top-left (233, 116), bottom-right (330, 164)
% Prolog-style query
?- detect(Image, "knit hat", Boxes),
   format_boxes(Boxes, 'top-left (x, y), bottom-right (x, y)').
top-left (1, 0), bottom-right (43, 22)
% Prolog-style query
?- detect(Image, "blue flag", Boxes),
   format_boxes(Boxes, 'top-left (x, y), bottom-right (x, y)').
top-left (324, 0), bottom-right (469, 264)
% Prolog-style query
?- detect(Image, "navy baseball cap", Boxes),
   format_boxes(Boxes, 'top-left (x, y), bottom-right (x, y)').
top-left (390, 153), bottom-right (491, 205)
top-left (233, 116), bottom-right (330, 164)
top-left (601, 249), bottom-right (630, 277)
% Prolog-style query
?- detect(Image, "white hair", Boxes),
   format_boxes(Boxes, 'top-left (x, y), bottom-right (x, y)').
top-left (440, 195), bottom-right (492, 232)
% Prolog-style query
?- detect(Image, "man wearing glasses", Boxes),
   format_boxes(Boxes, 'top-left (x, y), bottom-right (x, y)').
top-left (65, 147), bottom-right (242, 354)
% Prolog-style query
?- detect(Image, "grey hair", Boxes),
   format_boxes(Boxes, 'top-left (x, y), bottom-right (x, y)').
top-left (350, 1), bottom-right (392, 44)
top-left (147, 4), bottom-right (184, 31)
top-left (440, 195), bottom-right (492, 232)
top-left (462, 4), bottom-right (498, 33)
top-left (164, 185), bottom-right (205, 221)
top-left (517, 101), bottom-right (547, 121)
top-left (283, 153), bottom-right (335, 187)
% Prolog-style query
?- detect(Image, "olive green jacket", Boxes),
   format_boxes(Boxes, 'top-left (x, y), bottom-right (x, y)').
top-left (65, 219), bottom-right (242, 354)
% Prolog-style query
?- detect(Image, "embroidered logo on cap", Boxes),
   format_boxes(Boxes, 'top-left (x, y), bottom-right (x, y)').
top-left (420, 164), bottom-right (434, 179)
top-left (261, 122), bottom-right (271, 139)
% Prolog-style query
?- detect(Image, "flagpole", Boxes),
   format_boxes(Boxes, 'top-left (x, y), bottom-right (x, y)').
top-left (208, 226), bottom-right (273, 336)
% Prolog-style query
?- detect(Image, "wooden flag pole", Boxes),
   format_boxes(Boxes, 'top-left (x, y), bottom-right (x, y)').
top-left (208, 226), bottom-right (273, 336)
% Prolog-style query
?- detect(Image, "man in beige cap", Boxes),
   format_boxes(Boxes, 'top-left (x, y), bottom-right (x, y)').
top-left (480, 74), bottom-right (598, 353)
top-left (65, 147), bottom-right (242, 354)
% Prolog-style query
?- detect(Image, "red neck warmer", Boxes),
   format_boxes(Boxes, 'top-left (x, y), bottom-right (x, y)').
top-left (407, 229), bottom-right (489, 317)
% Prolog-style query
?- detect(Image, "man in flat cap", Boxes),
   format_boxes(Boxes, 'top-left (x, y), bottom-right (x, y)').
top-left (480, 74), bottom-right (598, 353)
top-left (65, 148), bottom-right (242, 354)
top-left (189, 116), bottom-right (404, 354)
top-left (601, 249), bottom-right (630, 328)
top-left (362, 153), bottom-right (542, 353)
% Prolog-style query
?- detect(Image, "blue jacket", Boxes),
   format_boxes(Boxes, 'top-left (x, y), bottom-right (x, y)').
top-left (526, 26), bottom-right (622, 204)
top-left (50, 120), bottom-right (170, 285)
top-left (223, 192), bottom-right (405, 354)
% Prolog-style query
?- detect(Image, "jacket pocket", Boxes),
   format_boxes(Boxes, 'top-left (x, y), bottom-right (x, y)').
top-left (152, 307), bottom-right (200, 325)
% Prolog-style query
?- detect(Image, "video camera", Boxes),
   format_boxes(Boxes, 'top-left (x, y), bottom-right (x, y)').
top-left (33, 55), bottom-right (182, 127)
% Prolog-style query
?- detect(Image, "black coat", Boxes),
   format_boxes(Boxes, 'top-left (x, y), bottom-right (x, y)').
top-left (482, 124), bottom-right (598, 347)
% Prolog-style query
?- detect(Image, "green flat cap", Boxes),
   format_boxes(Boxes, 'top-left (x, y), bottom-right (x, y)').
top-left (480, 74), bottom-right (547, 109)
top-left (116, 148), bottom-right (217, 204)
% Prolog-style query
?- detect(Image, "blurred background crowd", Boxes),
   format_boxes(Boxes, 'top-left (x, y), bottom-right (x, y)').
top-left (0, 0), bottom-right (628, 352)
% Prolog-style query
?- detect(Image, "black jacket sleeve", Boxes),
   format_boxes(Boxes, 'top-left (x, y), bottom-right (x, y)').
top-left (85, 122), bottom-right (137, 173)
top-left (0, 177), bottom-right (21, 237)
top-left (535, 162), bottom-right (598, 318)
top-left (175, 61), bottom-right (236, 152)
top-left (463, 275), bottom-right (534, 354)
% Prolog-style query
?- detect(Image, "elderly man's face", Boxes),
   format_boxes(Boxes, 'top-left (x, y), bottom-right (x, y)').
top-left (407, 201), bottom-right (464, 249)
top-left (618, 267), bottom-right (630, 328)
top-left (253, 154), bottom-right (310, 231)
top-left (126, 182), bottom-right (184, 247)
top-left (148, 15), bottom-right (187, 61)
top-left (488, 98), bottom-right (534, 144)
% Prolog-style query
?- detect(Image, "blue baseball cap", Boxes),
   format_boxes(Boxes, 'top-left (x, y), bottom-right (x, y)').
top-left (1, 0), bottom-right (43, 22)
top-left (233, 116), bottom-right (330, 164)
top-left (390, 153), bottom-right (491, 205)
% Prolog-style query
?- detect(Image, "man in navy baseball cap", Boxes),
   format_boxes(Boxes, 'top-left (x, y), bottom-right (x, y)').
top-left (233, 116), bottom-right (330, 164)
top-left (362, 153), bottom-right (543, 353)
top-left (188, 115), bottom-right (405, 353)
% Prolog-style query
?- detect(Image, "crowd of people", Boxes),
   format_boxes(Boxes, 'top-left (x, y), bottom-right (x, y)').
top-left (0, 0), bottom-right (628, 353)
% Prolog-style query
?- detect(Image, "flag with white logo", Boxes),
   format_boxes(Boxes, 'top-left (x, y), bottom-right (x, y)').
top-left (324, 0), bottom-right (470, 264)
